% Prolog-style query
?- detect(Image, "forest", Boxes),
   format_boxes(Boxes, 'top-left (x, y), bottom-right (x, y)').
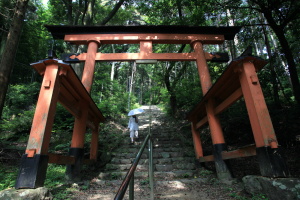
top-left (0, 0), bottom-right (299, 198)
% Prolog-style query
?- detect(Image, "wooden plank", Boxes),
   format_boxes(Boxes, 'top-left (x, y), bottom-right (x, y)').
top-left (214, 88), bottom-right (243, 114)
top-left (64, 33), bottom-right (225, 45)
top-left (222, 145), bottom-right (256, 160)
top-left (199, 145), bottom-right (257, 162)
top-left (48, 153), bottom-right (75, 165)
top-left (84, 159), bottom-right (96, 165)
top-left (194, 88), bottom-right (242, 130)
top-left (70, 52), bottom-right (197, 61)
top-left (195, 116), bottom-right (208, 129)
top-left (64, 52), bottom-right (228, 63)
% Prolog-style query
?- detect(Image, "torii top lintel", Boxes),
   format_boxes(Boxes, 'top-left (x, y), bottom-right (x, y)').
top-left (45, 25), bottom-right (241, 45)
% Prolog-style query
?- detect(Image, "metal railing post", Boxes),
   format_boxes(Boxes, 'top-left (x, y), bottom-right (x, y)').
top-left (129, 174), bottom-right (134, 200)
top-left (148, 138), bottom-right (154, 199)
top-left (148, 105), bottom-right (154, 200)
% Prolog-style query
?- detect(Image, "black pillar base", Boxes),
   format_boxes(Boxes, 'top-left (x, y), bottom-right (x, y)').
top-left (256, 146), bottom-right (290, 177)
top-left (15, 154), bottom-right (49, 189)
top-left (213, 143), bottom-right (233, 180)
top-left (66, 148), bottom-right (84, 181)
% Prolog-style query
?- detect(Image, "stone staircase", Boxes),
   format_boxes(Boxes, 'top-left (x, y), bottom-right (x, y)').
top-left (84, 106), bottom-right (241, 200)
top-left (98, 105), bottom-right (198, 181)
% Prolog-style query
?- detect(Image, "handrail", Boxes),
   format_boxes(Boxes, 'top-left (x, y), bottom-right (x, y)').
top-left (114, 134), bottom-right (151, 200)
top-left (114, 105), bottom-right (154, 200)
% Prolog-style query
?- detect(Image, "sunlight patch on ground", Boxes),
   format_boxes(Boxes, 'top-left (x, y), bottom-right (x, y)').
top-left (169, 180), bottom-right (187, 189)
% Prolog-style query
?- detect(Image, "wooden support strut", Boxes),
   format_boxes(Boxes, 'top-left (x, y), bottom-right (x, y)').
top-left (192, 41), bottom-right (232, 179)
top-left (26, 63), bottom-right (60, 155)
top-left (67, 40), bottom-right (101, 180)
top-left (70, 40), bottom-right (100, 149)
top-left (199, 145), bottom-right (257, 162)
top-left (191, 122), bottom-right (203, 159)
top-left (16, 61), bottom-right (61, 189)
top-left (238, 61), bottom-right (278, 148)
top-left (238, 61), bottom-right (290, 177)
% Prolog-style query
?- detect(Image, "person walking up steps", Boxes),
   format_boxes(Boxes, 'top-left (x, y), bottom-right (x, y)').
top-left (128, 115), bottom-right (139, 144)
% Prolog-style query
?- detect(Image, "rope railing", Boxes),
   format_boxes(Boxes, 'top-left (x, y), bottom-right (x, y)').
top-left (114, 105), bottom-right (154, 200)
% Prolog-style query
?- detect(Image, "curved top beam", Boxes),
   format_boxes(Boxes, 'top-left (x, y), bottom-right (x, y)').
top-left (45, 25), bottom-right (241, 40)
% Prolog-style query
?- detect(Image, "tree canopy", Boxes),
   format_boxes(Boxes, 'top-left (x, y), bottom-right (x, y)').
top-left (0, 0), bottom-right (299, 119)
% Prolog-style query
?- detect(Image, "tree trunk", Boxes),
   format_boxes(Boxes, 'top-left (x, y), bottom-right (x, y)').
top-left (163, 45), bottom-right (186, 116)
top-left (129, 61), bottom-right (136, 94)
top-left (62, 0), bottom-right (73, 24)
top-left (272, 25), bottom-right (300, 105)
top-left (169, 94), bottom-right (177, 116)
top-left (226, 9), bottom-right (238, 58)
top-left (0, 33), bottom-right (8, 56)
top-left (139, 69), bottom-right (144, 105)
top-left (83, 0), bottom-right (95, 25)
top-left (110, 44), bottom-right (116, 81)
top-left (262, 10), bottom-right (300, 105)
top-left (0, 0), bottom-right (29, 118)
top-left (100, 0), bottom-right (125, 25)
top-left (260, 14), bottom-right (281, 107)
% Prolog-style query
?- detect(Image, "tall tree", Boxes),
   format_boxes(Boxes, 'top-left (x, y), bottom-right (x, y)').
top-left (209, 0), bottom-right (300, 104)
top-left (0, 0), bottom-right (14, 55)
top-left (164, 45), bottom-right (188, 115)
top-left (0, 0), bottom-right (30, 118)
top-left (249, 0), bottom-right (300, 105)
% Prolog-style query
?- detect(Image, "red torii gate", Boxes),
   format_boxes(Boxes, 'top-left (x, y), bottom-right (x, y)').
top-left (15, 25), bottom-right (288, 189)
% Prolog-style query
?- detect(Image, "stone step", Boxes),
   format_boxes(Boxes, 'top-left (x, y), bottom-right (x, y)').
top-left (136, 135), bottom-right (182, 140)
top-left (126, 137), bottom-right (182, 143)
top-left (111, 151), bottom-right (194, 159)
top-left (98, 170), bottom-right (199, 180)
top-left (119, 140), bottom-right (186, 148)
top-left (105, 161), bottom-right (196, 172)
top-left (113, 146), bottom-right (193, 154)
top-left (111, 157), bottom-right (195, 165)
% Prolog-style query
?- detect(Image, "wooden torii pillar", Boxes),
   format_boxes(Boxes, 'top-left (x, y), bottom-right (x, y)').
top-left (186, 51), bottom-right (290, 178)
top-left (15, 58), bottom-right (105, 188)
top-left (16, 25), bottom-right (241, 188)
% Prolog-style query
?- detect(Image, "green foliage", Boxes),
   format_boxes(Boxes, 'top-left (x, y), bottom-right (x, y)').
top-left (52, 187), bottom-right (74, 200)
top-left (99, 122), bottom-right (127, 153)
top-left (44, 164), bottom-right (75, 200)
top-left (0, 165), bottom-right (18, 190)
top-left (182, 173), bottom-right (190, 178)
top-left (175, 77), bottom-right (201, 111)
top-left (137, 0), bottom-right (207, 25)
top-left (140, 178), bottom-right (150, 185)
top-left (44, 164), bottom-right (66, 188)
top-left (52, 104), bottom-right (74, 134)
top-left (97, 92), bottom-right (129, 119)
top-left (0, 109), bottom-right (34, 141)
top-left (199, 169), bottom-right (213, 177)
top-left (111, 172), bottom-right (121, 180)
top-left (1, 82), bottom-right (39, 140)
top-left (228, 192), bottom-right (268, 200)
top-left (2, 82), bottom-right (40, 118)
